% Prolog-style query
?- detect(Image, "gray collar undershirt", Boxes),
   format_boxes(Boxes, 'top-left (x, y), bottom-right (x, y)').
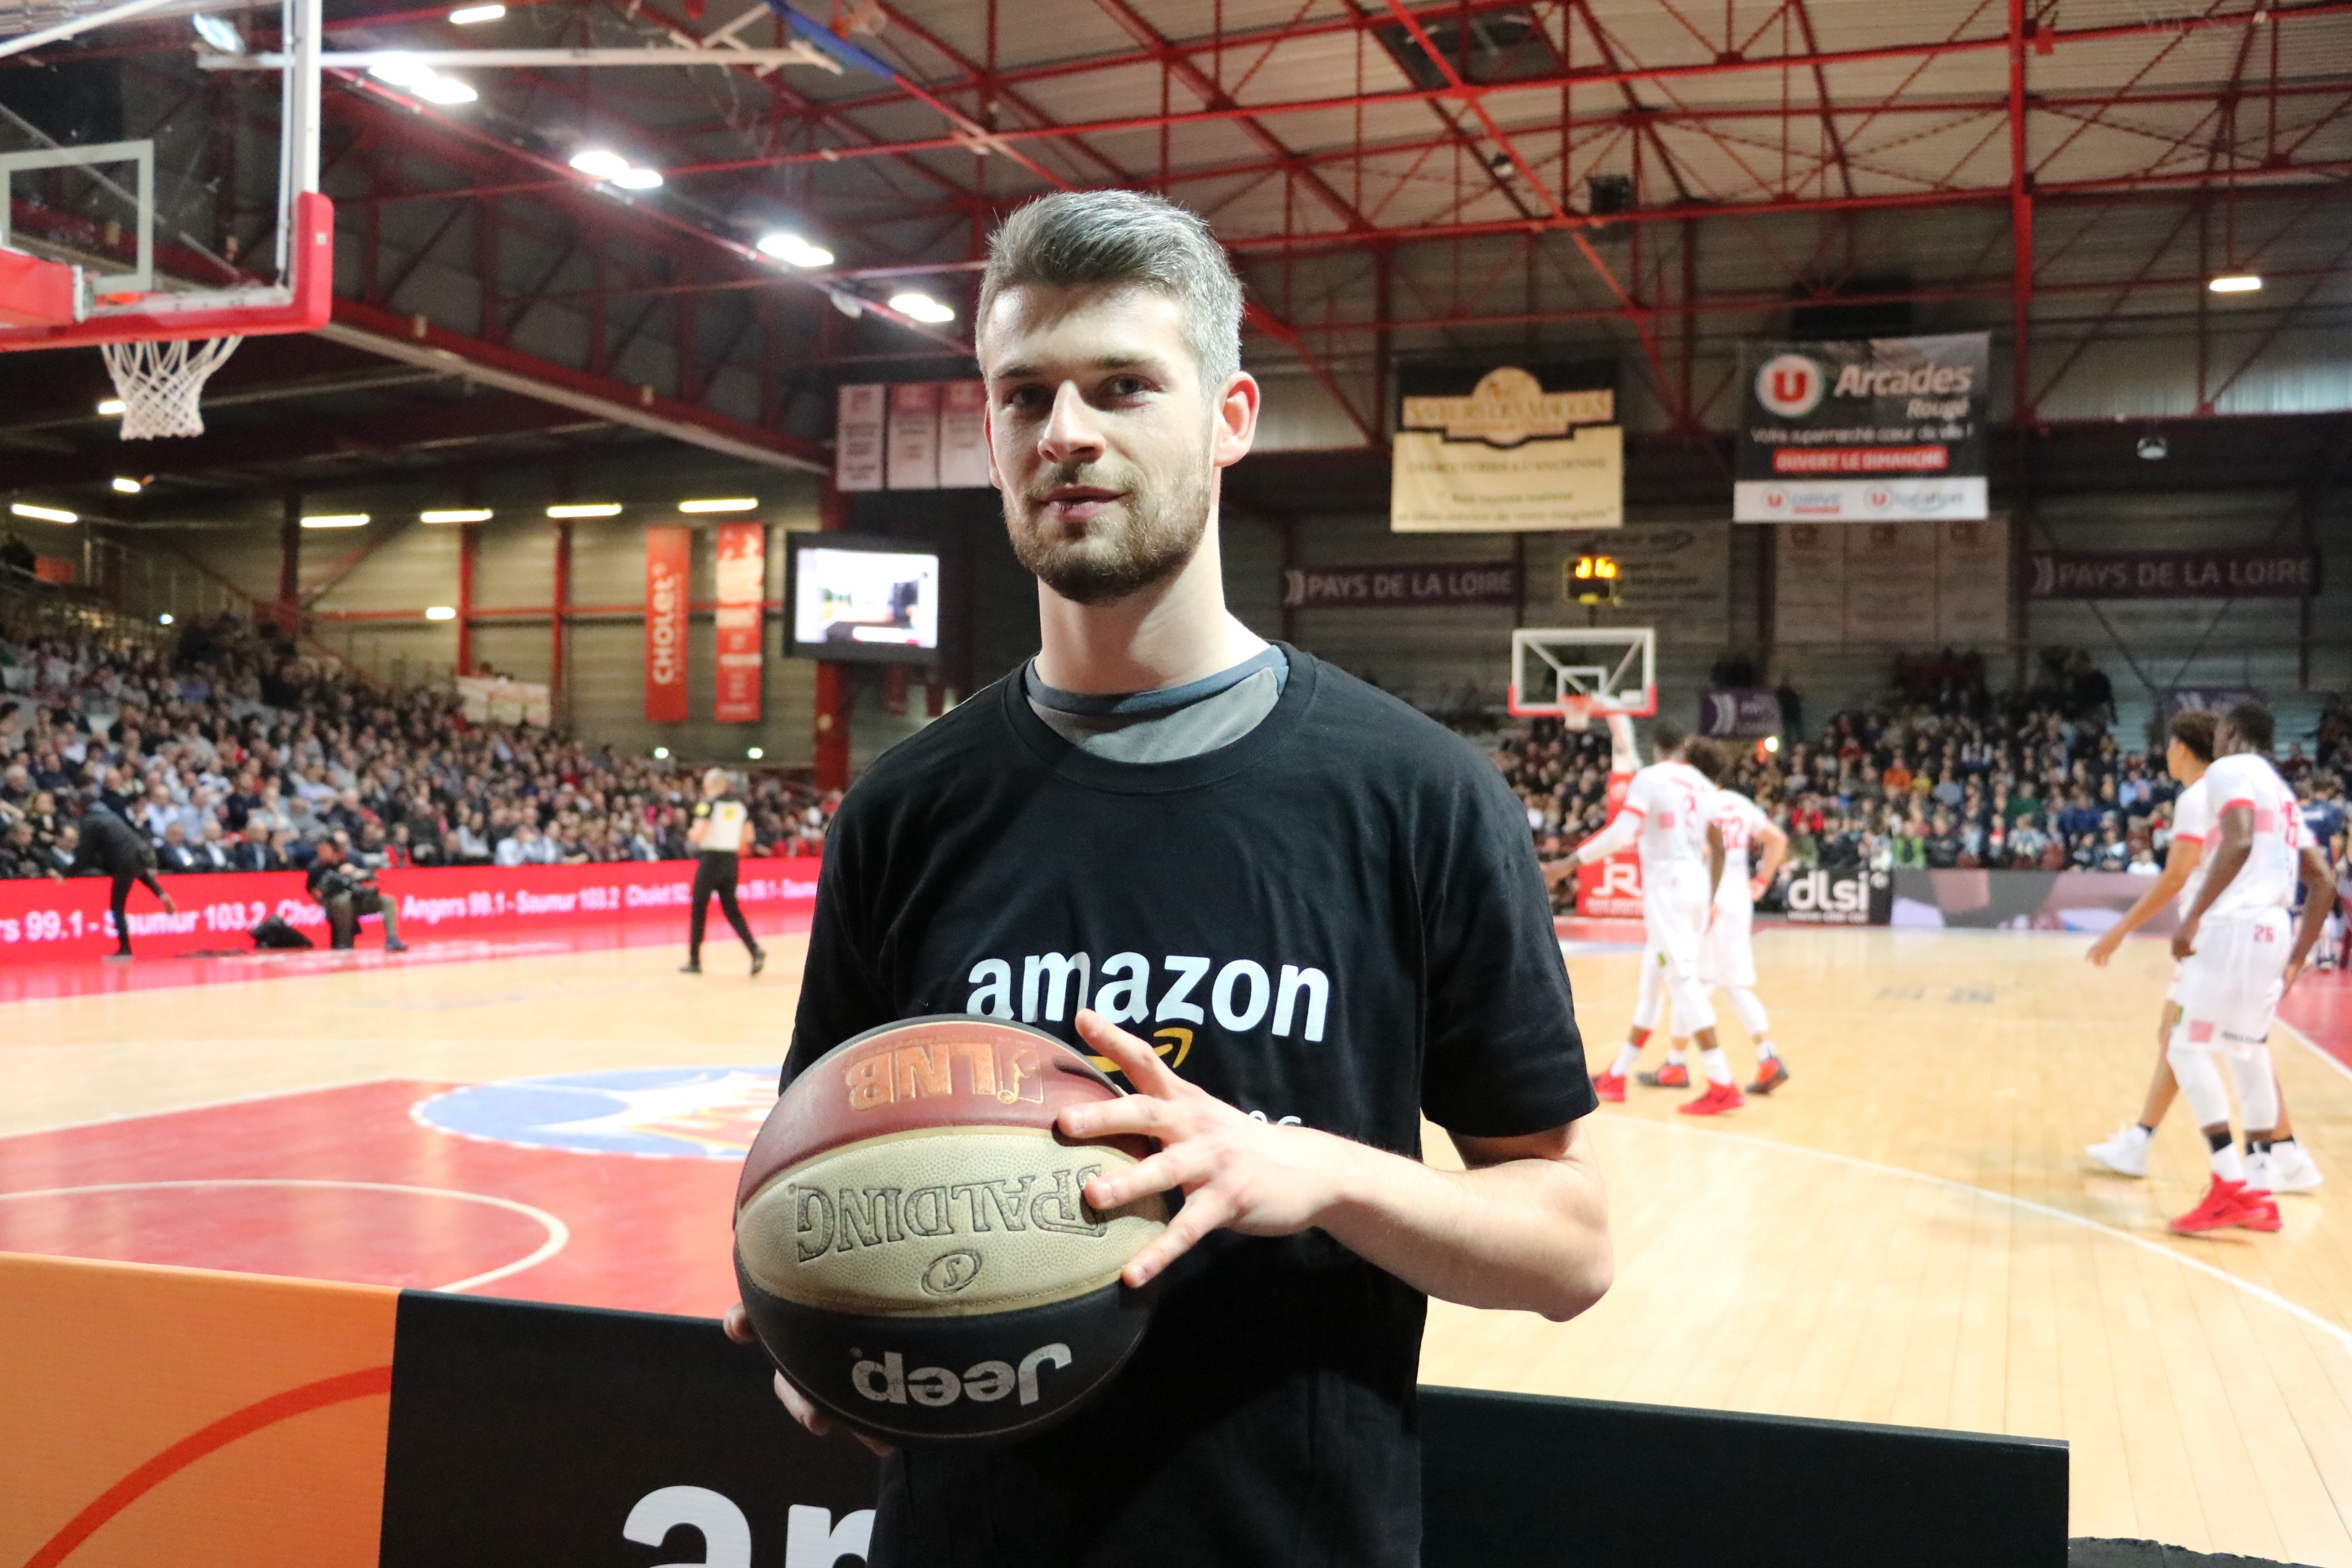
top-left (1023, 645), bottom-right (1288, 764)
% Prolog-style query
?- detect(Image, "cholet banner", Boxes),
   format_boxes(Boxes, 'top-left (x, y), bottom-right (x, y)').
top-left (1391, 363), bottom-right (1622, 533)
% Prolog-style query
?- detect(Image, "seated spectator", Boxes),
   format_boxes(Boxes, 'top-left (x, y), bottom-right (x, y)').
top-left (155, 820), bottom-right (202, 873)
top-left (195, 820), bottom-right (236, 872)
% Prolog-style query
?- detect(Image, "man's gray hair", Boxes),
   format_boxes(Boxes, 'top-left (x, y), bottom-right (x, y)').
top-left (977, 190), bottom-right (1243, 392)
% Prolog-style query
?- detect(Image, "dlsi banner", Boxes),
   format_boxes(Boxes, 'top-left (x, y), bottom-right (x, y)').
top-left (1391, 363), bottom-right (1621, 533)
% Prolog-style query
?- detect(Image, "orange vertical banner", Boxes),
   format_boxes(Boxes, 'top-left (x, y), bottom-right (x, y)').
top-left (645, 525), bottom-right (691, 722)
top-left (714, 520), bottom-right (765, 724)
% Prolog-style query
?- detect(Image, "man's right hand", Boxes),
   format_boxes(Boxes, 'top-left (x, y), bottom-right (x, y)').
top-left (721, 1302), bottom-right (893, 1456)
top-left (2086, 929), bottom-right (2121, 967)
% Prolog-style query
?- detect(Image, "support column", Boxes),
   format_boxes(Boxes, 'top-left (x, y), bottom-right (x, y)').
top-left (814, 480), bottom-right (851, 791)
top-left (552, 519), bottom-right (572, 720)
top-left (277, 491), bottom-right (302, 635)
top-left (457, 522), bottom-right (479, 677)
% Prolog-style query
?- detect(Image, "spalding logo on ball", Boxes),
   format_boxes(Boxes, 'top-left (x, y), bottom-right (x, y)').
top-left (733, 1016), bottom-right (1167, 1445)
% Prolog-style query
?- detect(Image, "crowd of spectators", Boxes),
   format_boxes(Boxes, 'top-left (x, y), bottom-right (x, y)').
top-left (1486, 648), bottom-right (2350, 911)
top-left (0, 608), bottom-right (835, 881)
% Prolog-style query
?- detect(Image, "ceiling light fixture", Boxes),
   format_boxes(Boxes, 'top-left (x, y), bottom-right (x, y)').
top-left (448, 2), bottom-right (504, 21)
top-left (678, 498), bottom-right (757, 513)
top-left (424, 605), bottom-right (458, 620)
top-left (611, 167), bottom-right (662, 190)
top-left (888, 291), bottom-right (956, 324)
top-left (568, 149), bottom-right (631, 180)
top-left (368, 53), bottom-right (476, 105)
top-left (756, 232), bottom-right (833, 269)
top-left (747, 746), bottom-right (765, 760)
top-left (158, 612), bottom-right (175, 625)
top-left (10, 501), bottom-right (77, 523)
top-left (653, 746), bottom-right (671, 760)
top-left (420, 507), bottom-right (492, 524)
top-left (547, 502), bottom-right (622, 518)
top-left (2208, 273), bottom-right (2262, 293)
top-left (111, 477), bottom-right (142, 495)
top-left (300, 513), bottom-right (370, 529)
top-left (190, 13), bottom-right (241, 52)
top-left (96, 398), bottom-right (125, 416)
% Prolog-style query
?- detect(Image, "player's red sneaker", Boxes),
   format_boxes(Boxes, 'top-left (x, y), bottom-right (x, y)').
top-left (1638, 1063), bottom-right (1690, 1088)
top-left (2235, 1188), bottom-right (2283, 1232)
top-left (2169, 1176), bottom-right (2278, 1234)
top-left (1747, 1057), bottom-right (1791, 1095)
top-left (1678, 1080), bottom-right (1746, 1115)
top-left (1593, 1071), bottom-right (1626, 1103)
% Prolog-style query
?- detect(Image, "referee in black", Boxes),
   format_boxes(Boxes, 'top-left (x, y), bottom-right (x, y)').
top-left (680, 767), bottom-right (765, 976)
top-left (58, 795), bottom-right (177, 961)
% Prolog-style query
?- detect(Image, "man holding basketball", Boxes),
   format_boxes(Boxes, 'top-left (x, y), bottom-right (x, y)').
top-left (726, 190), bottom-right (1610, 1565)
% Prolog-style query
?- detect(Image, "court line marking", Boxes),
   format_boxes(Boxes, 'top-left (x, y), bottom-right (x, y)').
top-left (0, 1178), bottom-right (570, 1294)
top-left (1604, 1116), bottom-right (2352, 1359)
top-left (1, 1076), bottom-right (410, 1140)
top-left (2278, 1016), bottom-right (2352, 1086)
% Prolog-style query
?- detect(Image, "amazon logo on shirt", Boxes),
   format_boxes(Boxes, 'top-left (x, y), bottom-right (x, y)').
top-left (964, 951), bottom-right (1332, 1043)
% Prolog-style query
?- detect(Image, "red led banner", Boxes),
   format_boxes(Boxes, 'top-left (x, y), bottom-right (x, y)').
top-left (714, 521), bottom-right (765, 723)
top-left (645, 526), bottom-right (691, 722)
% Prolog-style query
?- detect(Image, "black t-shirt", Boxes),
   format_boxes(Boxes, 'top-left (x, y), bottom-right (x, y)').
top-left (784, 644), bottom-right (1591, 1568)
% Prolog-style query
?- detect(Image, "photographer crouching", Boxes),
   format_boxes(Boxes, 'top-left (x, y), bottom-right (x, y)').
top-left (306, 839), bottom-right (409, 953)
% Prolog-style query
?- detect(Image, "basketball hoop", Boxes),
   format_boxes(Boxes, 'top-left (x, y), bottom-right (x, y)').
top-left (101, 336), bottom-right (243, 439)
top-left (1558, 695), bottom-right (1594, 733)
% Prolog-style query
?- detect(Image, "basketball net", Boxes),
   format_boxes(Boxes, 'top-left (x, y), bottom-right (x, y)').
top-left (101, 337), bottom-right (244, 439)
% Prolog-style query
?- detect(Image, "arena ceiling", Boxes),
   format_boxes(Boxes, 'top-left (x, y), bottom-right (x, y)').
top-left (0, 0), bottom-right (2346, 509)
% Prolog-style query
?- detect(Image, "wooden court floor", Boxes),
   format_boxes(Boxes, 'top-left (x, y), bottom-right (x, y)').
top-left (6, 926), bottom-right (2352, 1561)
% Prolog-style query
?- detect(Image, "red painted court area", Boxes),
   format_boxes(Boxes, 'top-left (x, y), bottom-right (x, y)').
top-left (0, 1080), bottom-right (749, 1316)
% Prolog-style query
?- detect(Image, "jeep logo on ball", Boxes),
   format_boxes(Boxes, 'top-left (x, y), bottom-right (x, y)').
top-left (850, 1343), bottom-right (1073, 1408)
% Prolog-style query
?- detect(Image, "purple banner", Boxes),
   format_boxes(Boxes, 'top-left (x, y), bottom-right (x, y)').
top-left (1280, 562), bottom-right (1519, 609)
top-left (1698, 688), bottom-right (1783, 738)
top-left (2026, 548), bottom-right (2317, 600)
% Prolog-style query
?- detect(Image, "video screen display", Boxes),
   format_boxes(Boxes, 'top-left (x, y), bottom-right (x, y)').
top-left (787, 536), bottom-right (940, 664)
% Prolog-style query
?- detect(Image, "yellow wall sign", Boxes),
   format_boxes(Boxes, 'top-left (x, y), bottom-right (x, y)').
top-left (1390, 366), bottom-right (1623, 533)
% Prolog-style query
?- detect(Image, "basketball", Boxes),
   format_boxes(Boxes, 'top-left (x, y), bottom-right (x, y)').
top-left (732, 1016), bottom-right (1168, 1445)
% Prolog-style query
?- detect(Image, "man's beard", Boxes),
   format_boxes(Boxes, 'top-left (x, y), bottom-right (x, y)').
top-left (1006, 454), bottom-right (1212, 607)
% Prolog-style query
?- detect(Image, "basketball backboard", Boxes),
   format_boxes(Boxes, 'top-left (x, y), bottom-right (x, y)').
top-left (1507, 627), bottom-right (1657, 721)
top-left (0, 0), bottom-right (326, 363)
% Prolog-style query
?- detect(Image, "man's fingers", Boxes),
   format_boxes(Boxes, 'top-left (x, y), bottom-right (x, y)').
top-left (1084, 1144), bottom-right (1208, 1210)
top-left (1058, 1093), bottom-right (1176, 1142)
top-left (771, 1370), bottom-right (830, 1434)
top-left (1076, 1008), bottom-right (1183, 1095)
top-left (1123, 1189), bottom-right (1231, 1287)
top-left (722, 1302), bottom-right (755, 1344)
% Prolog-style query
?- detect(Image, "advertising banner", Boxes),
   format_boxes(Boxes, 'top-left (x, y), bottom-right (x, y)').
top-left (886, 381), bottom-right (940, 491)
top-left (1773, 517), bottom-right (2012, 646)
top-left (937, 378), bottom-right (992, 488)
top-left (713, 521), bottom-right (765, 723)
top-left (2026, 548), bottom-right (2318, 600)
top-left (644, 525), bottom-right (691, 722)
top-left (1782, 866), bottom-right (1892, 925)
top-left (1698, 688), bottom-right (1782, 739)
top-left (0, 859), bottom-right (823, 967)
top-left (1392, 363), bottom-right (1621, 532)
top-left (834, 383), bottom-right (884, 492)
top-left (1281, 560), bottom-right (1518, 609)
top-left (1890, 868), bottom-right (2186, 932)
top-left (454, 675), bottom-right (551, 728)
top-left (1736, 333), bottom-right (1988, 522)
top-left (2, 1254), bottom-right (2063, 1568)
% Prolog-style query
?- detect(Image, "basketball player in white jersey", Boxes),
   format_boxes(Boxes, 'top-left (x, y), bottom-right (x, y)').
top-left (1547, 721), bottom-right (1736, 1111)
top-left (2085, 713), bottom-right (2321, 1190)
top-left (2163, 703), bottom-right (2339, 1234)
top-left (1654, 743), bottom-right (1792, 1095)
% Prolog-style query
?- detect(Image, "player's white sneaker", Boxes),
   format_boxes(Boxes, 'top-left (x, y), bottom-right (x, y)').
top-left (2263, 1143), bottom-right (2324, 1194)
top-left (2087, 1125), bottom-right (2150, 1178)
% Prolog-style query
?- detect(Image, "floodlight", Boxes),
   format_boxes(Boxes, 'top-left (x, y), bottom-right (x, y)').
top-left (612, 167), bottom-right (662, 190)
top-left (97, 398), bottom-right (126, 416)
top-left (747, 747), bottom-right (765, 760)
top-left (548, 503), bottom-right (623, 518)
top-left (301, 513), bottom-right (370, 529)
top-left (111, 477), bottom-right (142, 494)
top-left (449, 3), bottom-right (505, 21)
top-left (9, 502), bottom-right (77, 523)
top-left (2208, 274), bottom-right (2262, 293)
top-left (191, 13), bottom-right (242, 52)
top-left (756, 232), bottom-right (833, 268)
top-left (159, 613), bottom-right (175, 625)
top-left (888, 291), bottom-right (955, 324)
top-left (569, 149), bottom-right (631, 180)
top-left (679, 498), bottom-right (756, 513)
top-left (421, 507), bottom-right (492, 524)
top-left (424, 605), bottom-right (458, 620)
